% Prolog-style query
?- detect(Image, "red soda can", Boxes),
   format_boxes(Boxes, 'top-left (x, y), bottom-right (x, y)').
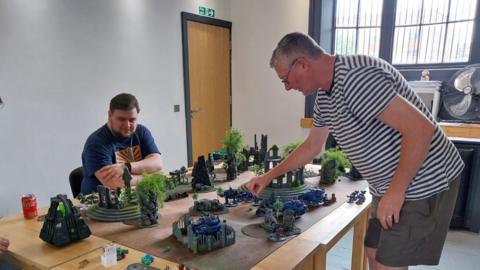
top-left (22, 194), bottom-right (38, 219)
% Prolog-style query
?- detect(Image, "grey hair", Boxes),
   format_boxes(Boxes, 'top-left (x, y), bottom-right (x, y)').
top-left (270, 32), bottom-right (325, 68)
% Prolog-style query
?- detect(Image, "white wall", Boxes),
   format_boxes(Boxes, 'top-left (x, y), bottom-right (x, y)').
top-left (230, 0), bottom-right (310, 148)
top-left (0, 0), bottom-right (230, 216)
top-left (0, 0), bottom-right (310, 217)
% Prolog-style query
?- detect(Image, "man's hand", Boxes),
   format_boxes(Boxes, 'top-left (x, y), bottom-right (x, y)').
top-left (95, 164), bottom-right (125, 189)
top-left (377, 189), bottom-right (405, 230)
top-left (0, 236), bottom-right (9, 255)
top-left (247, 175), bottom-right (271, 197)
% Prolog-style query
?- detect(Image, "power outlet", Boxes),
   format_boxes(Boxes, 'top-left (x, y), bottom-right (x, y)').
top-left (174, 104), bottom-right (180, 112)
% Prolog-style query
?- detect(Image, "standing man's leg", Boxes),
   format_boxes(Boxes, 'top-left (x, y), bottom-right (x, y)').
top-left (364, 197), bottom-right (408, 270)
top-left (365, 176), bottom-right (461, 270)
top-left (366, 247), bottom-right (378, 270)
top-left (366, 237), bottom-right (408, 269)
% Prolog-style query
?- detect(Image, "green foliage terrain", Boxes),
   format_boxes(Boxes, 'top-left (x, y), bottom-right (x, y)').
top-left (135, 173), bottom-right (167, 207)
top-left (221, 128), bottom-right (244, 154)
top-left (248, 164), bottom-right (264, 176)
top-left (221, 127), bottom-right (247, 169)
top-left (320, 147), bottom-right (351, 183)
top-left (281, 140), bottom-right (303, 158)
top-left (321, 147), bottom-right (351, 172)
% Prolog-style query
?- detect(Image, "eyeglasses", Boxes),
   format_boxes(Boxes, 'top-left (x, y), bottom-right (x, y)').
top-left (281, 58), bottom-right (299, 84)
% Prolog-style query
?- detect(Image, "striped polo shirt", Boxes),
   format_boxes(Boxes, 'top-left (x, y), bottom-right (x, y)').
top-left (313, 55), bottom-right (464, 200)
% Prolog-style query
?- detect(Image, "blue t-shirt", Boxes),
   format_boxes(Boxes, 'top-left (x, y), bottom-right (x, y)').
top-left (80, 124), bottom-right (160, 194)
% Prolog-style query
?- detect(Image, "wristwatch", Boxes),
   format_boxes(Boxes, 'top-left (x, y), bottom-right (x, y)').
top-left (125, 162), bottom-right (132, 173)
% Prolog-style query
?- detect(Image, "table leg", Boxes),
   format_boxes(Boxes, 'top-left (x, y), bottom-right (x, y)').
top-left (299, 254), bottom-right (314, 270)
top-left (351, 206), bottom-right (370, 270)
top-left (313, 247), bottom-right (326, 270)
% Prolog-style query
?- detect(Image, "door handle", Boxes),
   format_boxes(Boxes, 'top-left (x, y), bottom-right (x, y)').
top-left (190, 108), bottom-right (202, 113)
top-left (190, 107), bottom-right (202, 119)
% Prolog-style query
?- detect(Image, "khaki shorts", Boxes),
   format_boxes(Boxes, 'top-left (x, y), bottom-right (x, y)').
top-left (364, 176), bottom-right (461, 267)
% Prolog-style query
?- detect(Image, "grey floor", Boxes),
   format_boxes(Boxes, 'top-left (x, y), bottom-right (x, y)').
top-left (327, 229), bottom-right (480, 270)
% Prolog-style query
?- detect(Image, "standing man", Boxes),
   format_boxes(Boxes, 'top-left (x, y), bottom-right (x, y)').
top-left (247, 32), bottom-right (463, 269)
top-left (81, 93), bottom-right (163, 194)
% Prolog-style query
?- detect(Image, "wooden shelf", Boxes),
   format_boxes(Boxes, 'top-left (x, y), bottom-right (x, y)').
top-left (300, 118), bottom-right (313, 128)
top-left (439, 122), bottom-right (480, 139)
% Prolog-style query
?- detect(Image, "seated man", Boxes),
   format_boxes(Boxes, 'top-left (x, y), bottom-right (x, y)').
top-left (80, 93), bottom-right (163, 194)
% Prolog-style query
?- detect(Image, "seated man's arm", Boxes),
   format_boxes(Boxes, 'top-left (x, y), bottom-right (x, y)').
top-left (94, 163), bottom-right (125, 190)
top-left (130, 153), bottom-right (163, 175)
top-left (128, 153), bottom-right (163, 186)
top-left (83, 142), bottom-right (124, 191)
top-left (92, 126), bottom-right (162, 188)
top-left (94, 154), bottom-right (162, 188)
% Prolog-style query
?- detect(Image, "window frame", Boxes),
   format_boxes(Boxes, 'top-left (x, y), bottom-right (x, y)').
top-left (332, 0), bottom-right (384, 57)
top-left (305, 0), bottom-right (480, 117)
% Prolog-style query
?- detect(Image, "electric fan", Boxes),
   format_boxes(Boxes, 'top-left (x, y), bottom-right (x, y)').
top-left (438, 64), bottom-right (480, 123)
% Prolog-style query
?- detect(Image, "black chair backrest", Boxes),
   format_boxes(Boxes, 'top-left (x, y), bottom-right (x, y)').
top-left (69, 167), bottom-right (84, 198)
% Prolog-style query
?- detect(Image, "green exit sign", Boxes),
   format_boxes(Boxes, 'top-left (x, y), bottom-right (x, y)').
top-left (199, 6), bottom-right (215, 18)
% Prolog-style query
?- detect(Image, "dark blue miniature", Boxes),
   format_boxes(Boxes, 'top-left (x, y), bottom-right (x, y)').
top-left (347, 190), bottom-right (366, 205)
top-left (282, 200), bottom-right (307, 218)
top-left (191, 215), bottom-right (223, 236)
top-left (299, 188), bottom-right (327, 207)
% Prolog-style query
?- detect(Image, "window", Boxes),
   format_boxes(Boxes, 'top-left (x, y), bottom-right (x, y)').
top-left (392, 0), bottom-right (477, 64)
top-left (330, 0), bottom-right (478, 64)
top-left (306, 0), bottom-right (480, 118)
top-left (334, 0), bottom-right (384, 56)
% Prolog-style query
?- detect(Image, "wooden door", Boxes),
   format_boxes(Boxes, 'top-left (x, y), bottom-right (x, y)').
top-left (185, 18), bottom-right (231, 164)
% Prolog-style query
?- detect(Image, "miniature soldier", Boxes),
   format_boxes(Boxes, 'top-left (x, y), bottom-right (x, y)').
top-left (347, 190), bottom-right (359, 204)
top-left (179, 166), bottom-right (188, 184)
top-left (169, 169), bottom-right (181, 183)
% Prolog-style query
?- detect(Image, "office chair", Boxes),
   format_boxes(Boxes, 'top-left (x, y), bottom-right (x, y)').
top-left (69, 166), bottom-right (84, 198)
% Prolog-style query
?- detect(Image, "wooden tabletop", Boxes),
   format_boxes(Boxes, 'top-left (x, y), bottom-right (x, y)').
top-left (52, 244), bottom-right (179, 270)
top-left (0, 221), bottom-right (110, 270)
top-left (0, 208), bottom-right (178, 270)
top-left (0, 207), bottom-right (49, 233)
top-left (1, 183), bottom-right (372, 270)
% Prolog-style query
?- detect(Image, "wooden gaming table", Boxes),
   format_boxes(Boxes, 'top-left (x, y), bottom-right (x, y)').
top-left (0, 172), bottom-right (371, 270)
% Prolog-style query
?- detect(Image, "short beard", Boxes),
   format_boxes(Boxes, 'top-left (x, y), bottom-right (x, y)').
top-left (108, 123), bottom-right (133, 139)
top-left (112, 129), bottom-right (130, 139)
